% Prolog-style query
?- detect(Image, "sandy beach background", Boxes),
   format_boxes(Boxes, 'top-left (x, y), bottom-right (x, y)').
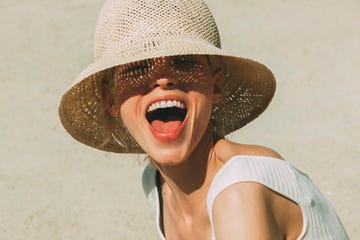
top-left (1, 0), bottom-right (359, 239)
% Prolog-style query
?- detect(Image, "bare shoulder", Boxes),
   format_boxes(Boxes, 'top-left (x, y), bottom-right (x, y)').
top-left (214, 139), bottom-right (284, 163)
top-left (213, 181), bottom-right (302, 239)
top-left (212, 140), bottom-right (303, 239)
top-left (213, 181), bottom-right (281, 239)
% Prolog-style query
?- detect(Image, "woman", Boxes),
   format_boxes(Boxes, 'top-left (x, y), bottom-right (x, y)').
top-left (59, 0), bottom-right (349, 239)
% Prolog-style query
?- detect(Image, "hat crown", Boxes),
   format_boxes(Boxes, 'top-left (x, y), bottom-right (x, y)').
top-left (59, 0), bottom-right (276, 153)
top-left (94, 0), bottom-right (221, 60)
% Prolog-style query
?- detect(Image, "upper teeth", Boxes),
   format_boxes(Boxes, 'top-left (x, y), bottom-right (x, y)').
top-left (147, 100), bottom-right (186, 112)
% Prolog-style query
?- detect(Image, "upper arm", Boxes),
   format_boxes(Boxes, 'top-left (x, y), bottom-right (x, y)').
top-left (212, 182), bottom-right (282, 240)
top-left (211, 140), bottom-right (303, 239)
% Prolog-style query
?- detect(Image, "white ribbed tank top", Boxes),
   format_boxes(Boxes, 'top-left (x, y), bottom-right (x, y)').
top-left (142, 155), bottom-right (349, 239)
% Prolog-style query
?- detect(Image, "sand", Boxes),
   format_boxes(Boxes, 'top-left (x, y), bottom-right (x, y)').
top-left (1, 0), bottom-right (359, 239)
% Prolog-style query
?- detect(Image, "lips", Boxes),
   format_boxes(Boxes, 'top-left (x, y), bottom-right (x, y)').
top-left (146, 99), bottom-right (188, 142)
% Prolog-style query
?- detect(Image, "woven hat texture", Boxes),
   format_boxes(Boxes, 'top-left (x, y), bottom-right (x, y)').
top-left (59, 0), bottom-right (276, 153)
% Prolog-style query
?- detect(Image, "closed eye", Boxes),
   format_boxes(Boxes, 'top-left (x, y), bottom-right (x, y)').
top-left (123, 64), bottom-right (150, 74)
top-left (171, 56), bottom-right (197, 70)
top-left (119, 60), bottom-right (153, 77)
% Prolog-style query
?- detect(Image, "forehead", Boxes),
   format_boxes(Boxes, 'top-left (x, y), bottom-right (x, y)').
top-left (111, 55), bottom-right (213, 89)
top-left (120, 55), bottom-right (209, 66)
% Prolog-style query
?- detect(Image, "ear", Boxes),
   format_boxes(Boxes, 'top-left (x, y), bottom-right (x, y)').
top-left (102, 83), bottom-right (118, 117)
top-left (212, 70), bottom-right (224, 104)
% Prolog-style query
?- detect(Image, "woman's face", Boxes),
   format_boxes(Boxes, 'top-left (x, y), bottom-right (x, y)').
top-left (108, 55), bottom-right (223, 165)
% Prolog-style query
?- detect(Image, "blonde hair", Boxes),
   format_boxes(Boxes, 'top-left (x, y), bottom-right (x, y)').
top-left (207, 55), bottom-right (223, 73)
top-left (99, 68), bottom-right (116, 148)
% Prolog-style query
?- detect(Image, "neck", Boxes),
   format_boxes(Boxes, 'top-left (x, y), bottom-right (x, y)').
top-left (156, 129), bottom-right (223, 216)
top-left (159, 133), bottom-right (214, 193)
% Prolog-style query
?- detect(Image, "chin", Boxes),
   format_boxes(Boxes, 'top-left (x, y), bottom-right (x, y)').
top-left (148, 147), bottom-right (189, 167)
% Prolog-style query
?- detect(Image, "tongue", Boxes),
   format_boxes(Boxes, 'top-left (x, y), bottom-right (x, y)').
top-left (151, 120), bottom-right (182, 133)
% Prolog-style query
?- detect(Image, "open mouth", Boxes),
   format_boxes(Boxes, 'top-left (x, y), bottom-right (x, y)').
top-left (146, 100), bottom-right (187, 133)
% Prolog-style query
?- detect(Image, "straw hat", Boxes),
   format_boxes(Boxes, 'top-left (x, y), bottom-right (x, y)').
top-left (59, 0), bottom-right (276, 153)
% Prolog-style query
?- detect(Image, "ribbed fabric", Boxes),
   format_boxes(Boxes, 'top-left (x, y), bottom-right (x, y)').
top-left (142, 155), bottom-right (349, 240)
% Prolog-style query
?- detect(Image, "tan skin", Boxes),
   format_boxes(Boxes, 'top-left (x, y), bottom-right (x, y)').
top-left (104, 55), bottom-right (303, 239)
top-left (212, 141), bottom-right (303, 240)
top-left (160, 140), bottom-right (303, 240)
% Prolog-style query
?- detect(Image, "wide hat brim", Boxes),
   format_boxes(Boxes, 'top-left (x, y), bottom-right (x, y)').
top-left (59, 38), bottom-right (275, 153)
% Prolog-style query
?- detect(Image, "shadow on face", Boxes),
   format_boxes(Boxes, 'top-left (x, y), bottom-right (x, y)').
top-left (102, 55), bottom-right (224, 116)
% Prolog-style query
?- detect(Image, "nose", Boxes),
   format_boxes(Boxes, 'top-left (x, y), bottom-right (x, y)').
top-left (149, 77), bottom-right (177, 89)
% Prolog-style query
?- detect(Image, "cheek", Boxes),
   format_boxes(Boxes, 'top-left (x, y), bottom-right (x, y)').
top-left (119, 97), bottom-right (142, 137)
top-left (179, 66), bottom-right (217, 103)
top-left (190, 91), bottom-right (214, 127)
top-left (113, 72), bottom-right (148, 108)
